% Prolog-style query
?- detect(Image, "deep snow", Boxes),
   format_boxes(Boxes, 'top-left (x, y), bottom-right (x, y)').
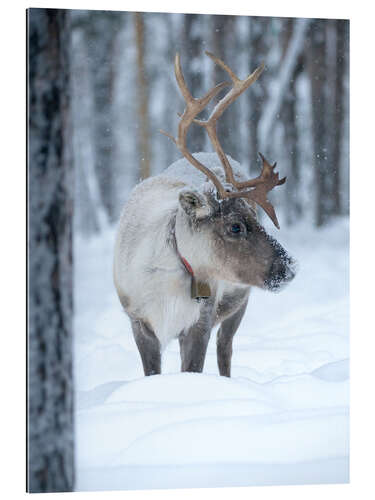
top-left (73, 216), bottom-right (349, 491)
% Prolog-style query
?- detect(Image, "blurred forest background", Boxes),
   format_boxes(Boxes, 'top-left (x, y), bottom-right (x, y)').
top-left (28, 8), bottom-right (349, 493)
top-left (71, 10), bottom-right (349, 233)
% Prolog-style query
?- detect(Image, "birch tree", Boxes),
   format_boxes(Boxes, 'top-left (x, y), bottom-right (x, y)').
top-left (258, 18), bottom-right (310, 152)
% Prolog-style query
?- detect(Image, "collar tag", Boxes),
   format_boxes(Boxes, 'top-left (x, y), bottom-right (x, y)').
top-left (191, 276), bottom-right (211, 302)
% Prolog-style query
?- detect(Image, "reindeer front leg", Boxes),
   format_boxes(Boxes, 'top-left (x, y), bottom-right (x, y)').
top-left (217, 300), bottom-right (248, 377)
top-left (131, 319), bottom-right (161, 376)
top-left (179, 309), bottom-right (212, 373)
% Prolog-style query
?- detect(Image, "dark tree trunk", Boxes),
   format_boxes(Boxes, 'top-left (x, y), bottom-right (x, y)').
top-left (332, 20), bottom-right (348, 215)
top-left (247, 17), bottom-right (270, 173)
top-left (281, 19), bottom-right (302, 224)
top-left (307, 18), bottom-right (349, 227)
top-left (27, 8), bottom-right (74, 493)
top-left (307, 21), bottom-right (330, 227)
top-left (324, 20), bottom-right (338, 220)
top-left (134, 12), bottom-right (151, 180)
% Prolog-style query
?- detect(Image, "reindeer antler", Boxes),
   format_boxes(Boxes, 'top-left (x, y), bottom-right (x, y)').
top-left (161, 52), bottom-right (286, 229)
top-left (234, 153), bottom-right (286, 229)
top-left (160, 54), bottom-right (231, 198)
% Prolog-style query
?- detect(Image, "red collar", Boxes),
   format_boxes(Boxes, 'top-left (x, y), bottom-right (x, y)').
top-left (177, 251), bottom-right (194, 277)
top-left (172, 223), bottom-right (195, 277)
top-left (172, 228), bottom-right (211, 301)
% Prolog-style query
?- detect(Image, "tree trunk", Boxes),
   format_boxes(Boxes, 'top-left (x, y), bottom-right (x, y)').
top-left (332, 20), bottom-right (348, 215)
top-left (27, 8), bottom-right (74, 493)
top-left (281, 19), bottom-right (303, 224)
top-left (247, 17), bottom-right (270, 172)
top-left (134, 12), bottom-right (151, 180)
top-left (258, 18), bottom-right (310, 153)
top-left (307, 20), bottom-right (330, 227)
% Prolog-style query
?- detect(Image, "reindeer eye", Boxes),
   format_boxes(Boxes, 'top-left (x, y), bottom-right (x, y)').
top-left (230, 223), bottom-right (243, 234)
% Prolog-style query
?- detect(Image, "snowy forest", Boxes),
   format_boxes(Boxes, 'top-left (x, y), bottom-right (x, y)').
top-left (71, 10), bottom-right (349, 232)
top-left (28, 8), bottom-right (349, 493)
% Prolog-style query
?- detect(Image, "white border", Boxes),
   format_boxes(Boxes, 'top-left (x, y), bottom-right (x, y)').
top-left (2, 1), bottom-right (374, 499)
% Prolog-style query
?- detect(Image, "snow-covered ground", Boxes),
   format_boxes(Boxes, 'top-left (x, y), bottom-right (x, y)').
top-left (73, 216), bottom-right (349, 491)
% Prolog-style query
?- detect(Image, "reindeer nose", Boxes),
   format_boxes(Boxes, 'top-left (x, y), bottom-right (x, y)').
top-left (266, 253), bottom-right (297, 291)
top-left (274, 254), bottom-right (295, 278)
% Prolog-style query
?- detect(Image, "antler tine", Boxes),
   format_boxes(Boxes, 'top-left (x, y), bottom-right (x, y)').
top-left (224, 153), bottom-right (286, 229)
top-left (174, 52), bottom-right (230, 110)
top-left (195, 53), bottom-right (265, 186)
top-left (204, 52), bottom-right (265, 121)
top-left (205, 51), bottom-right (239, 84)
top-left (174, 52), bottom-right (193, 103)
top-left (161, 53), bottom-right (286, 229)
top-left (161, 53), bottom-right (231, 198)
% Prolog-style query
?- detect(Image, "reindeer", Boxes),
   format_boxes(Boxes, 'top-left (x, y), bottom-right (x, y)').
top-left (114, 52), bottom-right (296, 377)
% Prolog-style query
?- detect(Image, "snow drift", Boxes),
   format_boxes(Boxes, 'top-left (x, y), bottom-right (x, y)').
top-left (74, 216), bottom-right (349, 491)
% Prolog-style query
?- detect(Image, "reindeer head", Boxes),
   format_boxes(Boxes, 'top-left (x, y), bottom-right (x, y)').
top-left (163, 53), bottom-right (297, 292)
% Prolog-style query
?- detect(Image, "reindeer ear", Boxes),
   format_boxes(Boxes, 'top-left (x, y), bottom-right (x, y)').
top-left (179, 190), bottom-right (211, 220)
